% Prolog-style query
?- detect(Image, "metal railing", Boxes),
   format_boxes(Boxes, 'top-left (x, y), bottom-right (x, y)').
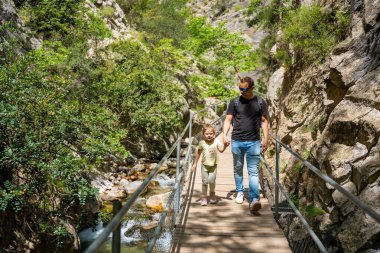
top-left (84, 101), bottom-right (227, 253)
top-left (82, 91), bottom-right (380, 253)
top-left (263, 135), bottom-right (380, 253)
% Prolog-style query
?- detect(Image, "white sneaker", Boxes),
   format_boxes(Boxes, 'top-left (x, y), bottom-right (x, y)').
top-left (235, 192), bottom-right (244, 204)
top-left (250, 199), bottom-right (262, 211)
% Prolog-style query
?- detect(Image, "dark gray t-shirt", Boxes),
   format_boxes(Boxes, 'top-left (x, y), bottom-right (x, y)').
top-left (227, 95), bottom-right (268, 141)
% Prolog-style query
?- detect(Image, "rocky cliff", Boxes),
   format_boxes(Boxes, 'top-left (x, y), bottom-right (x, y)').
top-left (266, 0), bottom-right (380, 252)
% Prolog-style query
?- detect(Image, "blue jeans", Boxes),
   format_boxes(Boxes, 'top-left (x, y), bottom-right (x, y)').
top-left (231, 140), bottom-right (261, 202)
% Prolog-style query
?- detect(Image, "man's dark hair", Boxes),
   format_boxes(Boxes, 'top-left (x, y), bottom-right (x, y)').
top-left (241, 76), bottom-right (255, 88)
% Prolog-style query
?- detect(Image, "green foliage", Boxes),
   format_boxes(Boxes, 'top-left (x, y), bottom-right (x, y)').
top-left (254, 35), bottom-right (276, 67)
top-left (118, 0), bottom-right (188, 46)
top-left (0, 47), bottom-right (127, 209)
top-left (0, 21), bottom-right (31, 64)
top-left (1, 1), bottom-right (266, 250)
top-left (247, 0), bottom-right (290, 29)
top-left (183, 17), bottom-right (257, 99)
top-left (293, 162), bottom-right (304, 174)
top-left (335, 9), bottom-right (350, 39)
top-left (304, 204), bottom-right (326, 217)
top-left (274, 49), bottom-right (291, 67)
top-left (303, 148), bottom-right (313, 161)
top-left (289, 193), bottom-right (299, 208)
top-left (100, 6), bottom-right (115, 18)
top-left (86, 12), bottom-right (113, 40)
top-left (53, 222), bottom-right (72, 248)
top-left (234, 4), bottom-right (243, 12)
top-left (248, 2), bottom-right (350, 69)
top-left (16, 0), bottom-right (112, 46)
top-left (282, 4), bottom-right (349, 66)
top-left (280, 163), bottom-right (287, 173)
top-left (92, 39), bottom-right (186, 142)
top-left (183, 17), bottom-right (222, 55)
top-left (0, 20), bottom-right (124, 249)
top-left (247, 0), bottom-right (261, 15)
top-left (20, 0), bottom-right (85, 41)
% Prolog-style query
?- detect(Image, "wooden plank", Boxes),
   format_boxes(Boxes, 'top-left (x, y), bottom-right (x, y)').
top-left (171, 134), bottom-right (291, 253)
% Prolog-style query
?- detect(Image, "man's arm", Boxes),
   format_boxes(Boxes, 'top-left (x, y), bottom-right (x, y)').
top-left (223, 115), bottom-right (233, 146)
top-left (261, 115), bottom-right (269, 152)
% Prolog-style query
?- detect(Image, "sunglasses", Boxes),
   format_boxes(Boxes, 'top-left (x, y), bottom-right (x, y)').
top-left (239, 87), bottom-right (251, 92)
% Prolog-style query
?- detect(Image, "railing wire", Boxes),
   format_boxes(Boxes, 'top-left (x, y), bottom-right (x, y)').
top-left (84, 101), bottom-right (227, 253)
top-left (271, 136), bottom-right (380, 223)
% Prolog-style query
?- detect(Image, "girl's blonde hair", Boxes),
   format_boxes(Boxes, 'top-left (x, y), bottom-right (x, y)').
top-left (202, 124), bottom-right (215, 134)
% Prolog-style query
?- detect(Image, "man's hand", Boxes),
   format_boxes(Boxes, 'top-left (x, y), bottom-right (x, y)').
top-left (222, 135), bottom-right (230, 146)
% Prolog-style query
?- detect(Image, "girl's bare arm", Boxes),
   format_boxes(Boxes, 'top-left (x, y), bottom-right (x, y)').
top-left (217, 140), bottom-right (229, 153)
top-left (191, 148), bottom-right (202, 171)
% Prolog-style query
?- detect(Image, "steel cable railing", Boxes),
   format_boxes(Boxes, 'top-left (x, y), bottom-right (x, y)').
top-left (265, 134), bottom-right (380, 253)
top-left (148, 108), bottom-right (228, 252)
top-left (261, 156), bottom-right (329, 253)
top-left (83, 101), bottom-right (227, 253)
top-left (271, 135), bottom-right (380, 223)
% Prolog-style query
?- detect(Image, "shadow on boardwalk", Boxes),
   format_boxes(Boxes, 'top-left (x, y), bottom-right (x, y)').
top-left (171, 135), bottom-right (292, 253)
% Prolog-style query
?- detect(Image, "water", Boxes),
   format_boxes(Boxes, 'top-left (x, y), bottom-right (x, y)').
top-left (79, 173), bottom-right (174, 252)
top-left (79, 218), bottom-right (150, 252)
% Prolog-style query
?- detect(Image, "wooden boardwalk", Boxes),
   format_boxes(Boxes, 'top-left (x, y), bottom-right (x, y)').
top-left (171, 135), bottom-right (292, 253)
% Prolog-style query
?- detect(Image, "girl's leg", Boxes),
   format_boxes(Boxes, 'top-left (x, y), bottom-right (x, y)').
top-left (201, 164), bottom-right (209, 196)
top-left (207, 166), bottom-right (217, 204)
top-left (208, 166), bottom-right (217, 193)
top-left (200, 165), bottom-right (208, 205)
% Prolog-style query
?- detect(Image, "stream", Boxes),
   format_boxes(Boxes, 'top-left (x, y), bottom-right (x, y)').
top-left (78, 173), bottom-right (175, 252)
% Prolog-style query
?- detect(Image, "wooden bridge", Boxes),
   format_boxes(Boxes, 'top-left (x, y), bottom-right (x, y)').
top-left (84, 111), bottom-right (380, 253)
top-left (171, 134), bottom-right (292, 253)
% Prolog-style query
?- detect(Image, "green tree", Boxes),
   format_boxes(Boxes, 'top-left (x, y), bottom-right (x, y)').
top-left (183, 17), bottom-right (257, 98)
top-left (89, 39), bottom-right (186, 149)
top-left (118, 0), bottom-right (188, 46)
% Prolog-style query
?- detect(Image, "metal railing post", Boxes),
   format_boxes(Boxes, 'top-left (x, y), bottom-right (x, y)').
top-left (187, 111), bottom-right (193, 180)
top-left (112, 200), bottom-right (121, 253)
top-left (174, 133), bottom-right (181, 222)
top-left (275, 137), bottom-right (280, 218)
top-left (189, 111), bottom-right (193, 143)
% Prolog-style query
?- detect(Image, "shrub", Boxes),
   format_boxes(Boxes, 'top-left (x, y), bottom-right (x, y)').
top-left (282, 4), bottom-right (350, 66)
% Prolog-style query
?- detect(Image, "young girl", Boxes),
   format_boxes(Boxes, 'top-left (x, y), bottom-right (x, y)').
top-left (191, 124), bottom-right (229, 206)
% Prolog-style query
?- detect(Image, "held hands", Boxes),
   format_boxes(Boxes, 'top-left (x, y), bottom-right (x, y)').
top-left (222, 136), bottom-right (230, 147)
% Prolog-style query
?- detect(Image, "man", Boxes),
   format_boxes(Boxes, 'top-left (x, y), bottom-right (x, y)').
top-left (222, 76), bottom-right (269, 211)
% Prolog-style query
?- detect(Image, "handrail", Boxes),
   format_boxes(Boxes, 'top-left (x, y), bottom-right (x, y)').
top-left (260, 156), bottom-right (329, 253)
top-left (84, 121), bottom-right (191, 253)
top-left (146, 113), bottom-right (227, 252)
top-left (271, 135), bottom-right (380, 223)
top-left (84, 101), bottom-right (228, 253)
top-left (145, 171), bottom-right (184, 252)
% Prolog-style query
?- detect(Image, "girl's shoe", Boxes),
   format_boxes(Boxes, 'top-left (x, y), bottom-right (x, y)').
top-left (210, 192), bottom-right (217, 204)
top-left (200, 196), bottom-right (208, 206)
